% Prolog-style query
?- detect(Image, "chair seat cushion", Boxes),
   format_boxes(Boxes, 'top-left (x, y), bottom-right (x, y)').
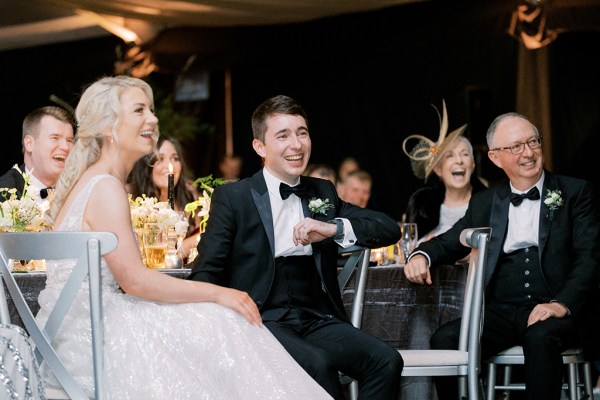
top-left (399, 349), bottom-right (468, 366)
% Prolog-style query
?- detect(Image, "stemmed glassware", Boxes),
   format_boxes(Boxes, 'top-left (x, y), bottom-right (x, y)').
top-left (398, 223), bottom-right (418, 263)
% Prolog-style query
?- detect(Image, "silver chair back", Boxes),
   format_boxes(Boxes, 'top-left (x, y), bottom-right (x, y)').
top-left (0, 231), bottom-right (118, 400)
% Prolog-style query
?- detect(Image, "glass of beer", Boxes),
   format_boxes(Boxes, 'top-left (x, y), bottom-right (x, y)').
top-left (143, 223), bottom-right (168, 269)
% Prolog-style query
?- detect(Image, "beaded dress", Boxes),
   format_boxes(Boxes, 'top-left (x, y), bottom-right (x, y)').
top-left (36, 175), bottom-right (331, 400)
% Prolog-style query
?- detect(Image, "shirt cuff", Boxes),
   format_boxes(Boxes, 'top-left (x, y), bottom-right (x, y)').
top-left (407, 250), bottom-right (431, 267)
top-left (334, 218), bottom-right (357, 248)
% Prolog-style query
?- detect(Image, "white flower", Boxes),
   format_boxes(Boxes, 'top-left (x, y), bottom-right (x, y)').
top-left (308, 197), bottom-right (334, 216)
top-left (544, 189), bottom-right (564, 211)
top-left (0, 165), bottom-right (48, 232)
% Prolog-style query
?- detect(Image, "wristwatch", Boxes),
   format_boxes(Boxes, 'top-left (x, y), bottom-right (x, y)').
top-left (328, 219), bottom-right (344, 241)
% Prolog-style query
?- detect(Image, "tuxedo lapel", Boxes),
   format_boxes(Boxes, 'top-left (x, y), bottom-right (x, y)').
top-left (250, 174), bottom-right (276, 257)
top-left (538, 172), bottom-right (558, 257)
top-left (486, 184), bottom-right (511, 285)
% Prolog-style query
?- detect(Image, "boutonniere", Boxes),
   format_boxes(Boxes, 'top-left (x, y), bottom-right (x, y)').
top-left (544, 189), bottom-right (564, 211)
top-left (308, 197), bottom-right (334, 216)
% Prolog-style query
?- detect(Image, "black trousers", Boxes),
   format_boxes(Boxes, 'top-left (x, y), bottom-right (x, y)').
top-left (431, 302), bottom-right (578, 400)
top-left (264, 308), bottom-right (403, 400)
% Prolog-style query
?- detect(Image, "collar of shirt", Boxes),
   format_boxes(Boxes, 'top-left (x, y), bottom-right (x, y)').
top-left (504, 172), bottom-right (545, 253)
top-left (262, 168), bottom-right (311, 257)
top-left (24, 167), bottom-right (50, 205)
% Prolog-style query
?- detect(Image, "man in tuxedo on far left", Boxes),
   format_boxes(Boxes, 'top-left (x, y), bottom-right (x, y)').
top-left (0, 106), bottom-right (75, 206)
top-left (189, 95), bottom-right (403, 400)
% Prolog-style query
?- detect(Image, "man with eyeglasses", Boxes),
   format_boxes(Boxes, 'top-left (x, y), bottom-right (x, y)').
top-left (404, 112), bottom-right (600, 400)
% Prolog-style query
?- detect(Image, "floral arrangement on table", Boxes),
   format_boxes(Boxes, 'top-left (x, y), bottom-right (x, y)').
top-left (184, 175), bottom-right (226, 234)
top-left (128, 194), bottom-right (189, 236)
top-left (0, 165), bottom-right (49, 271)
top-left (0, 165), bottom-right (48, 233)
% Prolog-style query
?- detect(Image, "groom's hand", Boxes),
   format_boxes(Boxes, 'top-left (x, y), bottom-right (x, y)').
top-left (293, 217), bottom-right (336, 246)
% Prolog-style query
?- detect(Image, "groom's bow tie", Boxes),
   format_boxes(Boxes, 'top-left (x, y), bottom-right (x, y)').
top-left (510, 187), bottom-right (540, 206)
top-left (279, 182), bottom-right (309, 200)
top-left (40, 187), bottom-right (54, 199)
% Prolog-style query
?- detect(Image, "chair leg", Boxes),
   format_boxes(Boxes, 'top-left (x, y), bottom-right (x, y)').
top-left (582, 362), bottom-right (593, 400)
top-left (567, 363), bottom-right (578, 400)
top-left (487, 363), bottom-right (497, 400)
top-left (349, 381), bottom-right (358, 400)
top-left (458, 376), bottom-right (467, 399)
top-left (503, 365), bottom-right (512, 400)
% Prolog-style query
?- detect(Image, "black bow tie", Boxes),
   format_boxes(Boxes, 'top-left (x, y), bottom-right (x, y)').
top-left (510, 187), bottom-right (540, 206)
top-left (40, 187), bottom-right (54, 199)
top-left (279, 182), bottom-right (309, 200)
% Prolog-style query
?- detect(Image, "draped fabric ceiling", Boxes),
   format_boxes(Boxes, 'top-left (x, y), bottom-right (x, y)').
top-left (0, 0), bottom-right (426, 51)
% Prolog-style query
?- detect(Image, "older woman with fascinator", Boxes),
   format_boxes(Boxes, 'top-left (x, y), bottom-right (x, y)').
top-left (403, 101), bottom-right (487, 243)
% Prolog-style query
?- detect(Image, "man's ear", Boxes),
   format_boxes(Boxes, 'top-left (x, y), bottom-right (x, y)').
top-left (252, 138), bottom-right (266, 158)
top-left (488, 150), bottom-right (502, 169)
top-left (23, 135), bottom-right (35, 153)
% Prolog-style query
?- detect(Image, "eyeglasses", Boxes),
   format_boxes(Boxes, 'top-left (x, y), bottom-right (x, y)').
top-left (490, 137), bottom-right (542, 155)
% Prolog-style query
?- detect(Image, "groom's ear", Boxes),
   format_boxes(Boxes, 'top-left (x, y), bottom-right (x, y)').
top-left (252, 138), bottom-right (266, 158)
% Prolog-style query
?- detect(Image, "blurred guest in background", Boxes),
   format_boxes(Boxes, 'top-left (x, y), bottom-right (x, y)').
top-left (127, 135), bottom-right (199, 258)
top-left (304, 163), bottom-right (337, 185)
top-left (0, 106), bottom-right (75, 206)
top-left (218, 154), bottom-right (243, 181)
top-left (339, 170), bottom-right (372, 209)
top-left (336, 156), bottom-right (359, 195)
top-left (403, 102), bottom-right (486, 242)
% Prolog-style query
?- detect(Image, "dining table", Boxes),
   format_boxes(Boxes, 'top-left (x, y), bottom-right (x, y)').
top-left (6, 263), bottom-right (467, 400)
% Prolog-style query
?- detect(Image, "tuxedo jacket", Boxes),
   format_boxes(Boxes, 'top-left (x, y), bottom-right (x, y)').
top-left (416, 171), bottom-right (600, 319)
top-left (0, 164), bottom-right (26, 200)
top-left (189, 170), bottom-right (401, 321)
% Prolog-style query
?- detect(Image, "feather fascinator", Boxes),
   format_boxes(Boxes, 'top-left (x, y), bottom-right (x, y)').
top-left (402, 100), bottom-right (467, 181)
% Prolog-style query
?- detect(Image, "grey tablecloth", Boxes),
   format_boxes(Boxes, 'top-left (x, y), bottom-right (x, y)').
top-left (341, 263), bottom-right (467, 400)
top-left (7, 265), bottom-right (466, 400)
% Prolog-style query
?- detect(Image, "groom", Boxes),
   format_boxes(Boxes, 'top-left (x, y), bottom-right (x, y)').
top-left (189, 95), bottom-right (403, 399)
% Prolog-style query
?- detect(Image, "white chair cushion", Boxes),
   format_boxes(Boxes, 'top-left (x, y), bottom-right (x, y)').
top-left (399, 349), bottom-right (468, 366)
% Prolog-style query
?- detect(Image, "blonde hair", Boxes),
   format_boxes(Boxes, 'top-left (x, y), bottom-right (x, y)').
top-left (47, 76), bottom-right (155, 225)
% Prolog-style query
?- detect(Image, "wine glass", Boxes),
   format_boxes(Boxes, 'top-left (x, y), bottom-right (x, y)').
top-left (398, 223), bottom-right (418, 263)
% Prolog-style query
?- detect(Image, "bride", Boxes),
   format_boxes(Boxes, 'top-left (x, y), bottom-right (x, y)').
top-left (37, 75), bottom-right (332, 399)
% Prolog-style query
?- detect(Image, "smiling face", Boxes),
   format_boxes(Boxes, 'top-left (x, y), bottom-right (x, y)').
top-left (433, 137), bottom-right (474, 191)
top-left (487, 115), bottom-right (544, 190)
top-left (252, 113), bottom-right (311, 184)
top-left (24, 115), bottom-right (74, 186)
top-left (115, 87), bottom-right (158, 162)
top-left (152, 140), bottom-right (181, 198)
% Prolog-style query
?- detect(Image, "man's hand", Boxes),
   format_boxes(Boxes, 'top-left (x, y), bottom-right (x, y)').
top-left (293, 217), bottom-right (336, 246)
top-left (403, 254), bottom-right (432, 285)
top-left (527, 302), bottom-right (569, 327)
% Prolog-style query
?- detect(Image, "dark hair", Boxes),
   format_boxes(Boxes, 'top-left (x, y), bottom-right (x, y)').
top-left (251, 95), bottom-right (307, 142)
top-left (127, 135), bottom-right (195, 210)
top-left (22, 106), bottom-right (76, 152)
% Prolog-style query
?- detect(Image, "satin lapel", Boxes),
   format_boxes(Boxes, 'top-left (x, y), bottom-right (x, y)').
top-left (251, 187), bottom-right (275, 257)
top-left (303, 179), bottom-right (326, 281)
top-left (486, 185), bottom-right (510, 285)
top-left (538, 174), bottom-right (555, 258)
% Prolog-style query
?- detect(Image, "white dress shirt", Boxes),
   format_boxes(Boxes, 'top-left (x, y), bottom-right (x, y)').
top-left (263, 168), bottom-right (356, 258)
top-left (503, 173), bottom-right (545, 253)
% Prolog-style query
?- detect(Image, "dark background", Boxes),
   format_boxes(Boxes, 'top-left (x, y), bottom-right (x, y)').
top-left (1, 1), bottom-right (598, 221)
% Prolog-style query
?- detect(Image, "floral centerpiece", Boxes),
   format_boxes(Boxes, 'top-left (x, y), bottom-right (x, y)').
top-left (129, 194), bottom-right (189, 235)
top-left (0, 165), bottom-right (48, 232)
top-left (0, 165), bottom-right (49, 271)
top-left (184, 175), bottom-right (226, 234)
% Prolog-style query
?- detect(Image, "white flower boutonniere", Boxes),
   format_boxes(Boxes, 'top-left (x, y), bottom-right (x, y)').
top-left (308, 197), bottom-right (334, 216)
top-left (544, 189), bottom-right (564, 211)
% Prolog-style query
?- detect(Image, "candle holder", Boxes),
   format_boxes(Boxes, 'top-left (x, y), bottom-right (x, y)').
top-left (164, 226), bottom-right (183, 269)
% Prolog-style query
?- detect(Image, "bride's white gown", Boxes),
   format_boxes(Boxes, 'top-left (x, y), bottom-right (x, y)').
top-left (36, 175), bottom-right (332, 400)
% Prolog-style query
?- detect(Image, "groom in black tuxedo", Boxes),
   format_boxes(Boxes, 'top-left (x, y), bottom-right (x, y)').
top-left (0, 106), bottom-right (75, 203)
top-left (189, 95), bottom-right (403, 399)
top-left (404, 112), bottom-right (600, 400)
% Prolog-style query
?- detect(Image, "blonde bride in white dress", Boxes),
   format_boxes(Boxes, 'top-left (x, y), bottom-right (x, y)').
top-left (37, 76), bottom-right (332, 400)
